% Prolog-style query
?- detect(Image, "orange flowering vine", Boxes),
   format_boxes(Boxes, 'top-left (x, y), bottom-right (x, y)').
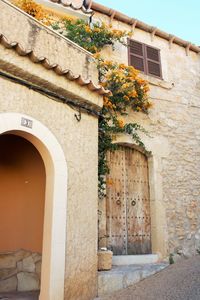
top-left (98, 58), bottom-right (151, 114)
top-left (12, 0), bottom-right (151, 198)
top-left (117, 118), bottom-right (125, 128)
top-left (97, 58), bottom-right (151, 197)
top-left (13, 0), bottom-right (45, 19)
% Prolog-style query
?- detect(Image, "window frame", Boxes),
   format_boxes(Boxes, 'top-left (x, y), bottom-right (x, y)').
top-left (128, 39), bottom-right (163, 80)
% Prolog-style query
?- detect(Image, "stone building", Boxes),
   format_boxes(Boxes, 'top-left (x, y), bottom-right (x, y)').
top-left (0, 0), bottom-right (200, 299)
top-left (88, 1), bottom-right (200, 260)
top-left (90, 2), bottom-right (200, 260)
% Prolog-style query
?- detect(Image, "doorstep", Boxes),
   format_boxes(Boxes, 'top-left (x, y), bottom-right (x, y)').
top-left (112, 254), bottom-right (159, 265)
top-left (97, 262), bottom-right (169, 297)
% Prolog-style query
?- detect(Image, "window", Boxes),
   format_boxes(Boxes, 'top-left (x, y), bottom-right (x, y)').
top-left (128, 39), bottom-right (162, 79)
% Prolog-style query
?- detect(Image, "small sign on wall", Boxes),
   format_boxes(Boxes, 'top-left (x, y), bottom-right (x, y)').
top-left (21, 117), bottom-right (33, 129)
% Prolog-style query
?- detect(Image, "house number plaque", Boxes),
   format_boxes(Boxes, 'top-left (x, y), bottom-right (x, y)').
top-left (21, 117), bottom-right (33, 129)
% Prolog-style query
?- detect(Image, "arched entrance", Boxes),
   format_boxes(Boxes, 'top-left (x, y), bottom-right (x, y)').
top-left (0, 112), bottom-right (67, 300)
top-left (0, 134), bottom-right (45, 252)
top-left (0, 134), bottom-right (45, 293)
top-left (106, 145), bottom-right (151, 255)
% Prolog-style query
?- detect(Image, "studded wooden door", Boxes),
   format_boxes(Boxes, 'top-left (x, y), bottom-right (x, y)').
top-left (106, 146), bottom-right (151, 255)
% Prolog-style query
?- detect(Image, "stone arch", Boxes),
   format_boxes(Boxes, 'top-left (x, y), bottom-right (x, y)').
top-left (116, 141), bottom-right (150, 156)
top-left (0, 112), bottom-right (67, 300)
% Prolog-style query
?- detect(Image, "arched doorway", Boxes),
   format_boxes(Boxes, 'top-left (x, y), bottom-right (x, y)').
top-left (106, 145), bottom-right (151, 255)
top-left (0, 112), bottom-right (67, 300)
top-left (0, 134), bottom-right (45, 293)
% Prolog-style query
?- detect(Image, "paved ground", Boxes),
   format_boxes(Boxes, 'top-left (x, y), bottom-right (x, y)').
top-left (0, 291), bottom-right (39, 300)
top-left (99, 256), bottom-right (200, 300)
top-left (98, 262), bottom-right (168, 296)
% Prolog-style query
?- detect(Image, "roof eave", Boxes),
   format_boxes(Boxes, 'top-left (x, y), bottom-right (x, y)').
top-left (90, 1), bottom-right (200, 54)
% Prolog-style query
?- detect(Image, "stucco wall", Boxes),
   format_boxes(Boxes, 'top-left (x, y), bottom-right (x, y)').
top-left (95, 11), bottom-right (200, 257)
top-left (0, 76), bottom-right (98, 299)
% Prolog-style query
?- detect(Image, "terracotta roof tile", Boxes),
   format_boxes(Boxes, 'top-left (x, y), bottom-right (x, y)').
top-left (0, 33), bottom-right (109, 96)
top-left (49, 0), bottom-right (91, 12)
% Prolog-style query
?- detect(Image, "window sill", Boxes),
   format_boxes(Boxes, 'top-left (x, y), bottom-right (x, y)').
top-left (141, 74), bottom-right (174, 90)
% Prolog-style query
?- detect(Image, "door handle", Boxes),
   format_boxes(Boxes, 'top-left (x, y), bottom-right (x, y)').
top-left (131, 200), bottom-right (136, 206)
top-left (116, 200), bottom-right (121, 205)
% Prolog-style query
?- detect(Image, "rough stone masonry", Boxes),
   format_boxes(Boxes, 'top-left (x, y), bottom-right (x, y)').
top-left (0, 249), bottom-right (41, 293)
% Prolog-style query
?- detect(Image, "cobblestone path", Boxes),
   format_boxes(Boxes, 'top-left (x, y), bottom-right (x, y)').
top-left (99, 256), bottom-right (200, 300)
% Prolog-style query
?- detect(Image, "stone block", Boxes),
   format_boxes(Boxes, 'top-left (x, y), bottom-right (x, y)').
top-left (0, 268), bottom-right (17, 280)
top-left (0, 276), bottom-right (17, 292)
top-left (0, 254), bottom-right (16, 269)
top-left (32, 253), bottom-right (42, 264)
top-left (35, 261), bottom-right (41, 278)
top-left (14, 249), bottom-right (31, 262)
top-left (17, 261), bottom-right (23, 272)
top-left (22, 256), bottom-right (35, 272)
top-left (141, 267), bottom-right (156, 279)
top-left (112, 254), bottom-right (159, 265)
top-left (141, 264), bottom-right (167, 279)
top-left (98, 250), bottom-right (113, 271)
top-left (17, 272), bottom-right (39, 291)
top-left (123, 271), bottom-right (141, 288)
top-left (98, 272), bottom-right (123, 296)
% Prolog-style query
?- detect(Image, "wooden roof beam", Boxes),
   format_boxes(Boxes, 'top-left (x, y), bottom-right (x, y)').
top-left (87, 0), bottom-right (93, 9)
top-left (185, 42), bottom-right (191, 56)
top-left (150, 27), bottom-right (157, 42)
top-left (130, 19), bottom-right (138, 35)
top-left (109, 9), bottom-right (116, 26)
top-left (169, 35), bottom-right (175, 49)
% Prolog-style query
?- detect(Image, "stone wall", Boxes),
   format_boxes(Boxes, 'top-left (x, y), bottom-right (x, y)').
top-left (0, 249), bottom-right (41, 292)
top-left (94, 11), bottom-right (200, 258)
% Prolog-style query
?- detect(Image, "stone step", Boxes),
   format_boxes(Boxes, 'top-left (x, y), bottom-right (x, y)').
top-left (97, 262), bottom-right (169, 297)
top-left (0, 291), bottom-right (39, 299)
top-left (112, 254), bottom-right (159, 265)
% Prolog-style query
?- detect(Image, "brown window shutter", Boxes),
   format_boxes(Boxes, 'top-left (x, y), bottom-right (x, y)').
top-left (145, 46), bottom-right (162, 78)
top-left (128, 40), bottom-right (146, 73)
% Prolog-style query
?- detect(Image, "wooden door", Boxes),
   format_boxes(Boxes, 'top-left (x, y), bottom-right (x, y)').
top-left (106, 146), bottom-right (151, 255)
top-left (106, 148), bottom-right (127, 255)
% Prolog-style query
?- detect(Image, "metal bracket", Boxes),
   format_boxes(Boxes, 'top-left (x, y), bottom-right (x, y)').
top-left (74, 109), bottom-right (81, 122)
